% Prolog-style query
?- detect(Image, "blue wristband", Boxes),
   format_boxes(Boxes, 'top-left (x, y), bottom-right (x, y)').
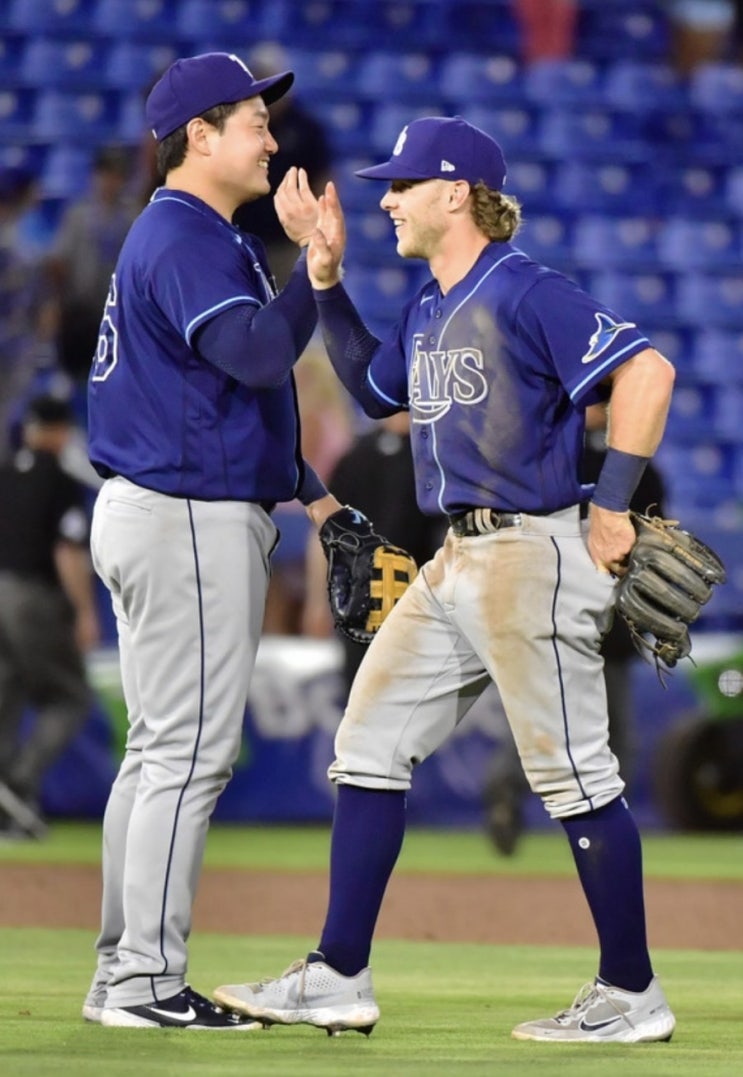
top-left (591, 447), bottom-right (650, 513)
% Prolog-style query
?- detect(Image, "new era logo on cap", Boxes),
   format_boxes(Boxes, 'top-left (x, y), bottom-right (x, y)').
top-left (356, 116), bottom-right (507, 188)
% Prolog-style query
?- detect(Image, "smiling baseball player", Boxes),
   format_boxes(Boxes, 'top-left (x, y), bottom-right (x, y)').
top-left (82, 52), bottom-right (349, 1031)
top-left (215, 117), bottom-right (678, 1044)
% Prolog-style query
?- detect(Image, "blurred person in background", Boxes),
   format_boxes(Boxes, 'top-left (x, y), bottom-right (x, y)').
top-left (664, 1), bottom-right (743, 74)
top-left (233, 43), bottom-right (334, 289)
top-left (0, 395), bottom-right (99, 839)
top-left (511, 0), bottom-right (578, 63)
top-left (0, 166), bottom-right (59, 462)
top-left (302, 412), bottom-right (448, 692)
top-left (483, 402), bottom-right (667, 855)
top-left (47, 145), bottom-right (139, 385)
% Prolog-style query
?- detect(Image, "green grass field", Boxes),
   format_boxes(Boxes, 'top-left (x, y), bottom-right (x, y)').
top-left (0, 824), bottom-right (741, 1076)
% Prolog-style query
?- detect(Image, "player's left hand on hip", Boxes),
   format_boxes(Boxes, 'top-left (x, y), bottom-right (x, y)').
top-left (587, 504), bottom-right (635, 576)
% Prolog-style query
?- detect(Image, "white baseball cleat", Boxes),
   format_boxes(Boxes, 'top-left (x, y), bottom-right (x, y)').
top-left (214, 953), bottom-right (380, 1036)
top-left (512, 976), bottom-right (676, 1043)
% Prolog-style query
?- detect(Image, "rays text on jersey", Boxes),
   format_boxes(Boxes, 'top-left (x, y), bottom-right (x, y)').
top-left (409, 334), bottom-right (487, 422)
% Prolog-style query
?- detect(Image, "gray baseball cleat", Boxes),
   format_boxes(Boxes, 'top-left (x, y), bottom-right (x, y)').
top-left (214, 953), bottom-right (379, 1036)
top-left (512, 976), bottom-right (676, 1043)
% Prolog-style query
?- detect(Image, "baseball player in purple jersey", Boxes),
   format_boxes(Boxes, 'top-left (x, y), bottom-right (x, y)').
top-left (215, 116), bottom-right (678, 1043)
top-left (82, 52), bottom-right (343, 1030)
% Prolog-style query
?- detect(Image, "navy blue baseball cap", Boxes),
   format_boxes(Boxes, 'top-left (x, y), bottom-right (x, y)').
top-left (356, 116), bottom-right (507, 189)
top-left (145, 52), bottom-right (294, 141)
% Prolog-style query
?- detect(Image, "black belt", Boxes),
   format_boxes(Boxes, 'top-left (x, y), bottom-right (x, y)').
top-left (449, 508), bottom-right (522, 537)
top-left (258, 500), bottom-right (276, 514)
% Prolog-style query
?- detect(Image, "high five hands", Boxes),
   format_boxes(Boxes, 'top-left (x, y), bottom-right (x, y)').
top-left (274, 168), bottom-right (345, 289)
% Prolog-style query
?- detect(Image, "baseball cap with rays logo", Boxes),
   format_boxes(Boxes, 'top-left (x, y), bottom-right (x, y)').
top-left (145, 52), bottom-right (294, 141)
top-left (355, 116), bottom-right (507, 189)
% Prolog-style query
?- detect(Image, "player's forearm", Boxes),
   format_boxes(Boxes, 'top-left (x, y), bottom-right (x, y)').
top-left (314, 285), bottom-right (393, 419)
top-left (195, 257), bottom-right (317, 387)
top-left (591, 349), bottom-right (675, 514)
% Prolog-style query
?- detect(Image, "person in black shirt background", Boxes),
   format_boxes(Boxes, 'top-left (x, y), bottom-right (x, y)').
top-left (0, 395), bottom-right (99, 838)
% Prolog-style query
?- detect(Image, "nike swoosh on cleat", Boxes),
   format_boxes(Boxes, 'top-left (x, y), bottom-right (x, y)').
top-left (148, 1005), bottom-right (197, 1023)
top-left (578, 1016), bottom-right (624, 1032)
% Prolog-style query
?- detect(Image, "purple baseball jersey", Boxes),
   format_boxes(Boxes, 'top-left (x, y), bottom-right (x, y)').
top-left (88, 189), bottom-right (302, 501)
top-left (362, 243), bottom-right (649, 515)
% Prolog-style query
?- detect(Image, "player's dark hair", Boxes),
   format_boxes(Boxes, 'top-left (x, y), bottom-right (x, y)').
top-left (155, 101), bottom-right (243, 177)
top-left (469, 184), bottom-right (522, 242)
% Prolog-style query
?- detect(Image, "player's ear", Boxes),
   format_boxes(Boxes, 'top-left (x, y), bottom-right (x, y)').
top-left (448, 180), bottom-right (471, 210)
top-left (186, 117), bottom-right (213, 156)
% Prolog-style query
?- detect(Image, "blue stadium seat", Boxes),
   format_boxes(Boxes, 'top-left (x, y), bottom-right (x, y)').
top-left (553, 161), bottom-right (654, 215)
top-left (0, 33), bottom-right (26, 84)
top-left (439, 53), bottom-right (524, 107)
top-left (18, 37), bottom-right (105, 90)
top-left (333, 158), bottom-right (386, 213)
top-left (692, 329), bottom-right (743, 385)
top-left (287, 49), bottom-right (357, 103)
top-left (31, 89), bottom-right (121, 144)
top-left (536, 106), bottom-right (648, 163)
top-left (175, 0), bottom-right (272, 46)
top-left (369, 102), bottom-right (445, 156)
top-left (572, 215), bottom-right (659, 272)
top-left (104, 42), bottom-right (178, 92)
top-left (602, 59), bottom-right (688, 113)
top-left (514, 214), bottom-right (574, 273)
top-left (675, 272), bottom-right (743, 330)
top-left (521, 59), bottom-right (604, 108)
top-left (341, 264), bottom-right (427, 336)
top-left (650, 327), bottom-right (695, 376)
top-left (0, 88), bottom-right (37, 141)
top-left (308, 100), bottom-right (375, 157)
top-left (588, 269), bottom-right (678, 328)
top-left (725, 166), bottom-right (743, 218)
top-left (6, 0), bottom-right (97, 36)
top-left (655, 440), bottom-right (736, 510)
top-left (356, 52), bottom-right (440, 105)
top-left (662, 384), bottom-right (718, 442)
top-left (689, 62), bottom-right (743, 114)
top-left (657, 164), bottom-right (730, 217)
top-left (268, 0), bottom-right (369, 48)
top-left (656, 217), bottom-right (741, 271)
top-left (715, 387), bottom-right (743, 444)
top-left (38, 145), bottom-right (94, 199)
top-left (344, 209), bottom-right (395, 265)
top-left (576, 2), bottom-right (669, 61)
top-left (442, 0), bottom-right (520, 53)
top-left (92, 0), bottom-right (181, 42)
top-left (504, 159), bottom-right (555, 212)
top-left (117, 92), bottom-right (150, 143)
top-left (367, 0), bottom-right (447, 49)
top-left (464, 104), bottom-right (541, 158)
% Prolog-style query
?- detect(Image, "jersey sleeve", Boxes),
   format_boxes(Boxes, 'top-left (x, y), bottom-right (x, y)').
top-left (515, 273), bottom-right (651, 405)
top-left (147, 222), bottom-right (262, 344)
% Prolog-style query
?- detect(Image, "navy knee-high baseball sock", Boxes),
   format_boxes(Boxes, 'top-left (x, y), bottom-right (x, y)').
top-left (561, 796), bottom-right (653, 993)
top-left (315, 785), bottom-right (406, 976)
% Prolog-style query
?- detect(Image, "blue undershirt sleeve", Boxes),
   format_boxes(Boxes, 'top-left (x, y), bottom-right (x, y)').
top-left (314, 284), bottom-right (396, 419)
top-left (193, 253), bottom-right (317, 387)
top-left (296, 461), bottom-right (327, 505)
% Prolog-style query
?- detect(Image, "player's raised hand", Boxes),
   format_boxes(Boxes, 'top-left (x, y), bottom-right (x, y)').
top-left (274, 166), bottom-right (319, 247)
top-left (307, 182), bottom-right (346, 289)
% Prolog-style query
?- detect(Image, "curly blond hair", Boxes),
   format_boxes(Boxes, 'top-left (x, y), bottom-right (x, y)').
top-left (469, 183), bottom-right (522, 242)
